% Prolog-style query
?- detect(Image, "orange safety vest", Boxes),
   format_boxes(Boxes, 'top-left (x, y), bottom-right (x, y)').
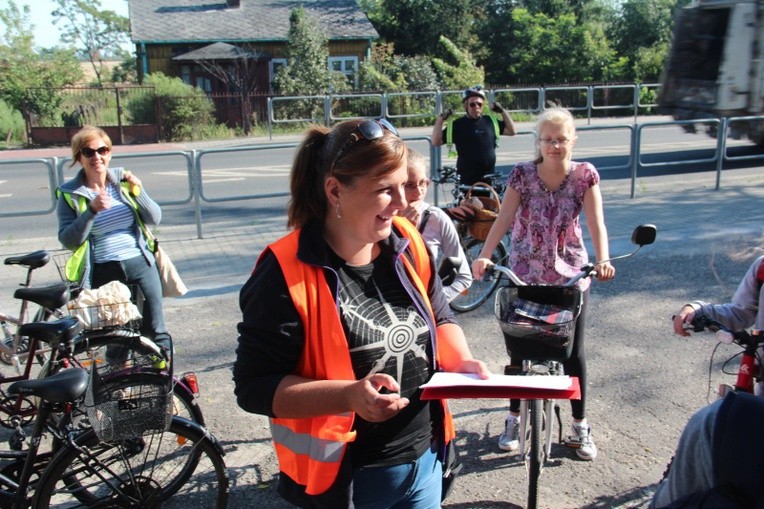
top-left (264, 216), bottom-right (455, 496)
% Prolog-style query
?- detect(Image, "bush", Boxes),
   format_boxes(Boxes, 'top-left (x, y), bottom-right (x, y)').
top-left (126, 73), bottom-right (220, 141)
top-left (0, 100), bottom-right (26, 146)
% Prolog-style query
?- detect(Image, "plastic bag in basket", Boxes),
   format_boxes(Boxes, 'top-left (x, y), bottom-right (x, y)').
top-left (68, 281), bottom-right (142, 329)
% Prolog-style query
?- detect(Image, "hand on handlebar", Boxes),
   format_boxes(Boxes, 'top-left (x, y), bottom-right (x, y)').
top-left (595, 261), bottom-right (615, 281)
top-left (672, 305), bottom-right (696, 337)
top-left (471, 257), bottom-right (493, 280)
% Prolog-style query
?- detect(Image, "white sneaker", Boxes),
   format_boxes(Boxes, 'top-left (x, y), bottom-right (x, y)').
top-left (565, 421), bottom-right (597, 460)
top-left (498, 414), bottom-right (520, 452)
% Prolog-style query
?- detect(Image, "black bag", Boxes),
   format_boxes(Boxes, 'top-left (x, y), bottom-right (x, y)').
top-left (441, 440), bottom-right (462, 502)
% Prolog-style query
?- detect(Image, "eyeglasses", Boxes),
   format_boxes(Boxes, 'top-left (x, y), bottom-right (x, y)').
top-left (538, 137), bottom-right (573, 148)
top-left (333, 118), bottom-right (399, 167)
top-left (404, 179), bottom-right (431, 190)
top-left (467, 102), bottom-right (484, 108)
top-left (80, 146), bottom-right (111, 158)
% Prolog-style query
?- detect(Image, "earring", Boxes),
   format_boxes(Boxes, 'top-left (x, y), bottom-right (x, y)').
top-left (335, 202), bottom-right (342, 219)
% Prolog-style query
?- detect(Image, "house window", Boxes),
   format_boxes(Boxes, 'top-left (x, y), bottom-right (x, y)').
top-left (329, 56), bottom-right (358, 88)
top-left (269, 58), bottom-right (287, 92)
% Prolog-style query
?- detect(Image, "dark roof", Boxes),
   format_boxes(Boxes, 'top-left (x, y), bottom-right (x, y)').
top-left (129, 0), bottom-right (379, 44)
top-left (172, 42), bottom-right (265, 61)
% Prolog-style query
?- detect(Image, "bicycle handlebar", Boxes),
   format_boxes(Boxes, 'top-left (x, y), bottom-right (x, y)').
top-left (687, 315), bottom-right (764, 349)
top-left (487, 262), bottom-right (597, 288)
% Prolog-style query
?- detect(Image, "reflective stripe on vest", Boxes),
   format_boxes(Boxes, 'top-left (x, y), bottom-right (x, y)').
top-left (264, 216), bottom-right (452, 496)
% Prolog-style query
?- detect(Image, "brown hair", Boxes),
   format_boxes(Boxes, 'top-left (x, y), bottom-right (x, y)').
top-left (287, 119), bottom-right (407, 229)
top-left (69, 125), bottom-right (112, 168)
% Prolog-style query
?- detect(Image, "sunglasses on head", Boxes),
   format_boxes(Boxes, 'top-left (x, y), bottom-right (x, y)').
top-left (332, 118), bottom-right (399, 167)
top-left (80, 146), bottom-right (111, 158)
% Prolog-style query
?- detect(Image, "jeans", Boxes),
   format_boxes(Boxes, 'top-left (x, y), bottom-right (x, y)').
top-left (92, 254), bottom-right (170, 352)
top-left (353, 443), bottom-right (442, 509)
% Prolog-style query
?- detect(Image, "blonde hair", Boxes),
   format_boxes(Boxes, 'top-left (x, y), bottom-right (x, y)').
top-left (287, 119), bottom-right (407, 229)
top-left (533, 107), bottom-right (576, 163)
top-left (69, 125), bottom-right (112, 168)
top-left (407, 149), bottom-right (427, 175)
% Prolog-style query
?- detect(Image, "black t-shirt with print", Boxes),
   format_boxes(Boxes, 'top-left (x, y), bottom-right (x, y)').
top-left (329, 248), bottom-right (434, 468)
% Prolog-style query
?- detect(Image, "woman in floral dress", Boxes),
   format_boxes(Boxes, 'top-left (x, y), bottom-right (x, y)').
top-left (472, 107), bottom-right (615, 461)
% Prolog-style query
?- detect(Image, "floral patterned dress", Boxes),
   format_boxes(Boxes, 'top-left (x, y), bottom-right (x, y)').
top-left (506, 160), bottom-right (600, 291)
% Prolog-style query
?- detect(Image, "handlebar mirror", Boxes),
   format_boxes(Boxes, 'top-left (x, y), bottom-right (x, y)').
top-left (631, 224), bottom-right (657, 246)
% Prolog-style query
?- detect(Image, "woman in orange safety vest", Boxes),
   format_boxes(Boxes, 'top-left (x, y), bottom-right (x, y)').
top-left (234, 118), bottom-right (490, 508)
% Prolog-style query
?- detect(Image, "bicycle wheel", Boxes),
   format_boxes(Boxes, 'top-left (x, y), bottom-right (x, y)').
top-left (33, 417), bottom-right (229, 508)
top-left (450, 237), bottom-right (507, 313)
top-left (526, 399), bottom-right (543, 509)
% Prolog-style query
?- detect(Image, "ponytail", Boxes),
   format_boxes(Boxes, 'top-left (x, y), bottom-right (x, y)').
top-left (287, 125), bottom-right (331, 229)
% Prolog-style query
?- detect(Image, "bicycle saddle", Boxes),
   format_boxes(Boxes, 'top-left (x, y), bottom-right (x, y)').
top-left (8, 368), bottom-right (89, 404)
top-left (14, 282), bottom-right (71, 310)
top-left (3, 250), bottom-right (50, 269)
top-left (18, 316), bottom-right (80, 346)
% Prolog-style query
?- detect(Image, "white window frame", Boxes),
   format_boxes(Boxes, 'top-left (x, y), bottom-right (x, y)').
top-left (328, 56), bottom-right (358, 88)
top-left (269, 58), bottom-right (288, 92)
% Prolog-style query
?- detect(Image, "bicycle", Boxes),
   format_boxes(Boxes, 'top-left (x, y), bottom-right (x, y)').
top-left (1, 250), bottom-right (64, 371)
top-left (681, 316), bottom-right (764, 400)
top-left (431, 166), bottom-right (510, 312)
top-left (0, 317), bottom-right (229, 508)
top-left (488, 224), bottom-right (657, 509)
top-left (1, 270), bottom-right (204, 435)
top-left (44, 255), bottom-right (205, 426)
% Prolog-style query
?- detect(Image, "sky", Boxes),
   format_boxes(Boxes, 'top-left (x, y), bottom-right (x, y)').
top-left (1, 0), bottom-right (130, 50)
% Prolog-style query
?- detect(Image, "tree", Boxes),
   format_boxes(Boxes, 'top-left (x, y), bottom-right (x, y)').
top-left (431, 36), bottom-right (484, 90)
top-left (506, 8), bottom-right (622, 85)
top-left (609, 0), bottom-right (680, 82)
top-left (364, 0), bottom-right (481, 60)
top-left (51, 0), bottom-right (131, 86)
top-left (273, 7), bottom-right (348, 96)
top-left (360, 42), bottom-right (439, 92)
top-left (0, 1), bottom-right (82, 126)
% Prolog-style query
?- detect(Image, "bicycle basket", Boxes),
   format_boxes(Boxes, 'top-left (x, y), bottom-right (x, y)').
top-left (66, 281), bottom-right (144, 332)
top-left (494, 285), bottom-right (583, 362)
top-left (83, 338), bottom-right (172, 442)
top-left (462, 182), bottom-right (500, 241)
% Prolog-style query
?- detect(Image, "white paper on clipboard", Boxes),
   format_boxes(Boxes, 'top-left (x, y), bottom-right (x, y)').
top-left (420, 372), bottom-right (572, 391)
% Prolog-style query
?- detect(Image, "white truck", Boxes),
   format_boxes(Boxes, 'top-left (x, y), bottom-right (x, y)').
top-left (659, 0), bottom-right (764, 144)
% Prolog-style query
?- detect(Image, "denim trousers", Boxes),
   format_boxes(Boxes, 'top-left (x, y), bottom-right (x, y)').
top-left (352, 443), bottom-right (442, 509)
top-left (91, 254), bottom-right (169, 350)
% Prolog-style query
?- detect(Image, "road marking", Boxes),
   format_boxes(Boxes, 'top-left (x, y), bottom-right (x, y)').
top-left (155, 166), bottom-right (291, 181)
top-left (0, 180), bottom-right (10, 198)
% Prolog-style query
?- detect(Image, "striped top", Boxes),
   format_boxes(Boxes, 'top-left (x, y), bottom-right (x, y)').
top-left (83, 183), bottom-right (142, 263)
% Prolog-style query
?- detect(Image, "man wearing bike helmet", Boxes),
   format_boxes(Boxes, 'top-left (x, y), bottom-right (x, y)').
top-left (432, 86), bottom-right (517, 186)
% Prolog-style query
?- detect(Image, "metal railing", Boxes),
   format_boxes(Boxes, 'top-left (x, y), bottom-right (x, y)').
top-left (2, 115), bottom-right (763, 238)
top-left (266, 83), bottom-right (661, 137)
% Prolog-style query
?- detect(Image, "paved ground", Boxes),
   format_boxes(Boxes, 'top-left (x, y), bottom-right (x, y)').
top-left (1, 128), bottom-right (763, 508)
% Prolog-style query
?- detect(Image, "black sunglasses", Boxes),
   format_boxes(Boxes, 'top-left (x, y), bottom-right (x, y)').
top-left (332, 118), bottom-right (399, 167)
top-left (81, 146), bottom-right (111, 158)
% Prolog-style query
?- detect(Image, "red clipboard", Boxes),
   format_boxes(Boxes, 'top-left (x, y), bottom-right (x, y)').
top-left (420, 375), bottom-right (580, 401)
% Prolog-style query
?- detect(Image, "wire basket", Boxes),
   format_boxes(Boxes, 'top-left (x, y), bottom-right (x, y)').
top-left (494, 285), bottom-right (583, 362)
top-left (83, 339), bottom-right (173, 442)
